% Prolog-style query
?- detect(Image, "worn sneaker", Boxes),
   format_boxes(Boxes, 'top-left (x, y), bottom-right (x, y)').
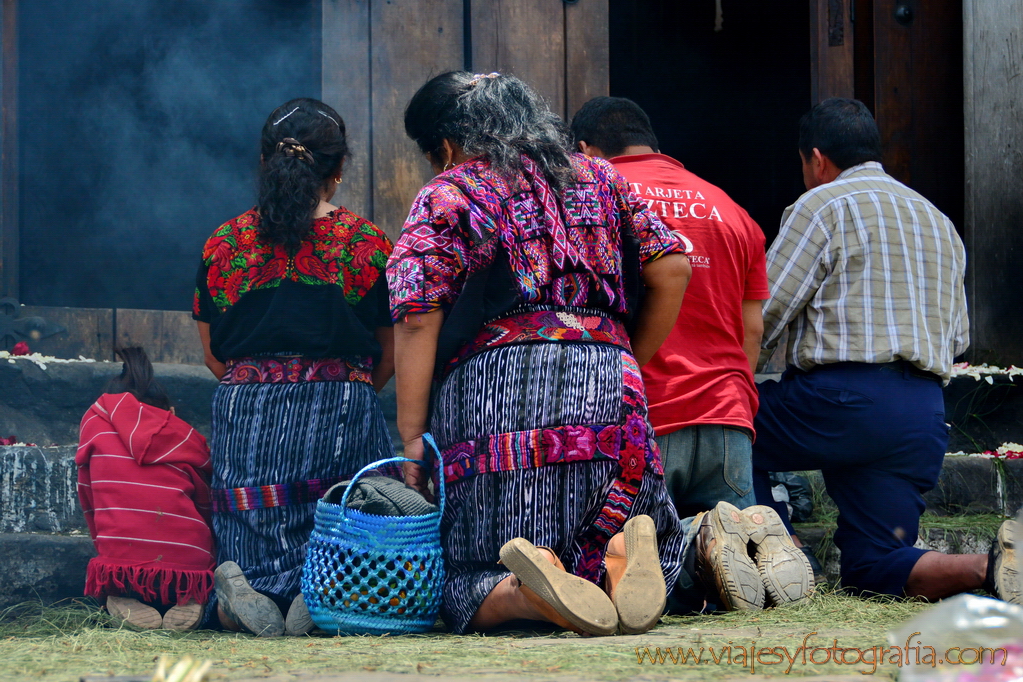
top-left (695, 501), bottom-right (764, 610)
top-left (214, 561), bottom-right (285, 637)
top-left (993, 519), bottom-right (1022, 604)
top-left (741, 505), bottom-right (814, 605)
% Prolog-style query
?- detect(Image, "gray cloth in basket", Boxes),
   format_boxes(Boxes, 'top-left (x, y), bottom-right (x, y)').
top-left (331, 476), bottom-right (438, 517)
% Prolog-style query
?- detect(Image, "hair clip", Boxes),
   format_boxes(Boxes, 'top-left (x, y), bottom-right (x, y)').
top-left (276, 137), bottom-right (314, 164)
top-left (468, 72), bottom-right (500, 87)
top-left (273, 106), bottom-right (300, 126)
top-left (317, 110), bottom-right (340, 129)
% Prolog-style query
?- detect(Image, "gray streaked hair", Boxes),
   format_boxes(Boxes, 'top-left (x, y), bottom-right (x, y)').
top-left (404, 71), bottom-right (577, 193)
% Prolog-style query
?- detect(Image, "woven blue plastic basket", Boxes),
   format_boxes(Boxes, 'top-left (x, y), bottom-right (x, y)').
top-left (300, 434), bottom-right (445, 635)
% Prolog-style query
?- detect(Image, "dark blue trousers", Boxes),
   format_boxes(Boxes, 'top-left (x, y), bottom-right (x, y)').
top-left (752, 362), bottom-right (947, 596)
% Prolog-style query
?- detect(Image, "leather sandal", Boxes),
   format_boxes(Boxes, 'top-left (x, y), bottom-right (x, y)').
top-left (284, 592), bottom-right (315, 636)
top-left (499, 538), bottom-right (618, 636)
top-left (106, 596), bottom-right (162, 630)
top-left (162, 600), bottom-right (203, 631)
top-left (604, 515), bottom-right (666, 634)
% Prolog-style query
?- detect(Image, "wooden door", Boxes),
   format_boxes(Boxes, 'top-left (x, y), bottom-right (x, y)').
top-left (1, 0), bottom-right (17, 299)
top-left (964, 0), bottom-right (1023, 365)
top-left (868, 0), bottom-right (963, 231)
top-left (322, 0), bottom-right (609, 240)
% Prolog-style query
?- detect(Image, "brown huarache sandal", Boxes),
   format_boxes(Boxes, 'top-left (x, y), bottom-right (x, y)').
top-left (604, 515), bottom-right (666, 634)
top-left (162, 600), bottom-right (204, 631)
top-left (106, 596), bottom-right (163, 630)
top-left (284, 592), bottom-right (315, 636)
top-left (499, 538), bottom-right (618, 636)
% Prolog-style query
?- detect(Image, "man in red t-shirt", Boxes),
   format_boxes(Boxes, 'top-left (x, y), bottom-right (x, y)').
top-left (572, 97), bottom-right (769, 520)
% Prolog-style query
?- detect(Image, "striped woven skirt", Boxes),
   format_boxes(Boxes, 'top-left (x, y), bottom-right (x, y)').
top-left (432, 342), bottom-right (688, 633)
top-left (207, 365), bottom-right (393, 620)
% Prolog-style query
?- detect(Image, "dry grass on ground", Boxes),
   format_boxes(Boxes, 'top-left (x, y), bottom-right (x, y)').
top-left (0, 587), bottom-right (931, 681)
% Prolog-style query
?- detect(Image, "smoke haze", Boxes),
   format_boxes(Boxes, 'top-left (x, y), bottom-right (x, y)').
top-left (18, 0), bottom-right (321, 310)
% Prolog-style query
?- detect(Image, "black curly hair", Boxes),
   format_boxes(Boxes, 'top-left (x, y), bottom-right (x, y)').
top-left (257, 98), bottom-right (349, 248)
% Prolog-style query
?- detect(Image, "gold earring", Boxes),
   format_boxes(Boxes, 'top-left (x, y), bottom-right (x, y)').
top-left (334, 176), bottom-right (342, 184)
top-left (442, 162), bottom-right (452, 172)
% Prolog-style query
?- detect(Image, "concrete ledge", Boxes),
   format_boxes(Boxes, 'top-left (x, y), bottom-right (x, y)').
top-left (0, 533), bottom-right (96, 609)
top-left (0, 358), bottom-right (218, 445)
top-left (0, 445), bottom-right (82, 533)
top-left (945, 374), bottom-right (1023, 452)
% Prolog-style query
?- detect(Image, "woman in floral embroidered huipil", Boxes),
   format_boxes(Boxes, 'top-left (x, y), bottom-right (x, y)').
top-left (193, 98), bottom-right (394, 637)
top-left (388, 73), bottom-right (694, 635)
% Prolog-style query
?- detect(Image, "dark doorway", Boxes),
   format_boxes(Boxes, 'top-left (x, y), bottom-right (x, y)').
top-left (17, 0), bottom-right (321, 311)
top-left (608, 1), bottom-right (811, 243)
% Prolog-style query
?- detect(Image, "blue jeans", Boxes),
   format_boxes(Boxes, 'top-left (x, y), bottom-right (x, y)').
top-left (659, 424), bottom-right (757, 614)
top-left (657, 424), bottom-right (756, 520)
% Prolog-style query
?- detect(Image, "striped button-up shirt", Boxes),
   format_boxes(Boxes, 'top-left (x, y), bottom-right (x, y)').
top-left (759, 162), bottom-right (969, 382)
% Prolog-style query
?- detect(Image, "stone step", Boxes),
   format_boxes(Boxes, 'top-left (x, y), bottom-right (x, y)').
top-left (789, 455), bottom-right (1023, 520)
top-left (0, 523), bottom-right (1000, 609)
top-left (0, 533), bottom-right (96, 609)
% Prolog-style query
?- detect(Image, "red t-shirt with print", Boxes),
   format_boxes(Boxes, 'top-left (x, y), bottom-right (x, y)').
top-left (611, 153), bottom-right (769, 436)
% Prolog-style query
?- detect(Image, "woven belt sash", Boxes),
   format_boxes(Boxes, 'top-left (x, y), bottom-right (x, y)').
top-left (221, 356), bottom-right (373, 385)
top-left (446, 307), bottom-right (632, 374)
top-left (211, 477), bottom-right (345, 512)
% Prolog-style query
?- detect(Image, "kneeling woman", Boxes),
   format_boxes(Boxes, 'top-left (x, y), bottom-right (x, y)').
top-left (389, 72), bottom-right (692, 635)
top-left (194, 99), bottom-right (395, 636)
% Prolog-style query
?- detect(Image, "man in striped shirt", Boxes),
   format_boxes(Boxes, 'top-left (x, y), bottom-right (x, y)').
top-left (753, 98), bottom-right (1019, 604)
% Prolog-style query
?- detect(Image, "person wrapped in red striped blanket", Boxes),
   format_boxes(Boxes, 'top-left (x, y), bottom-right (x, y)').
top-left (76, 347), bottom-right (215, 630)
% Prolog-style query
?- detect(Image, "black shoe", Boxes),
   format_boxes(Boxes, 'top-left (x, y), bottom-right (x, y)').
top-left (215, 561), bottom-right (285, 637)
top-left (799, 545), bottom-right (827, 585)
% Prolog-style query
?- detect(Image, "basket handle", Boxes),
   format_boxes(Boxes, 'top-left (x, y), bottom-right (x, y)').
top-left (422, 432), bottom-right (446, 516)
top-left (336, 433), bottom-right (446, 517)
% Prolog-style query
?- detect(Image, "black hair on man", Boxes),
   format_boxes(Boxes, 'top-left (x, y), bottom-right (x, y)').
top-left (569, 96), bottom-right (659, 158)
top-left (797, 98), bottom-right (882, 170)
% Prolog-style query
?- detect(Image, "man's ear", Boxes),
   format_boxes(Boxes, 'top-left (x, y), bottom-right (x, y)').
top-left (577, 141), bottom-right (604, 158)
top-left (813, 147), bottom-right (842, 184)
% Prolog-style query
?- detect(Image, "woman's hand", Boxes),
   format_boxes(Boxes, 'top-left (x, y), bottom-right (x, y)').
top-left (401, 435), bottom-right (435, 502)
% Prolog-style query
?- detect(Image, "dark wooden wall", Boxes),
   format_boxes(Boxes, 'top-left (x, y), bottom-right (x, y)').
top-left (609, 1), bottom-right (810, 246)
top-left (1, 1), bottom-right (609, 360)
top-left (964, 0), bottom-right (1023, 365)
top-left (322, 0), bottom-right (609, 240)
top-left (866, 0), bottom-right (964, 232)
top-left (0, 0), bottom-right (17, 300)
top-left (13, 306), bottom-right (202, 364)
